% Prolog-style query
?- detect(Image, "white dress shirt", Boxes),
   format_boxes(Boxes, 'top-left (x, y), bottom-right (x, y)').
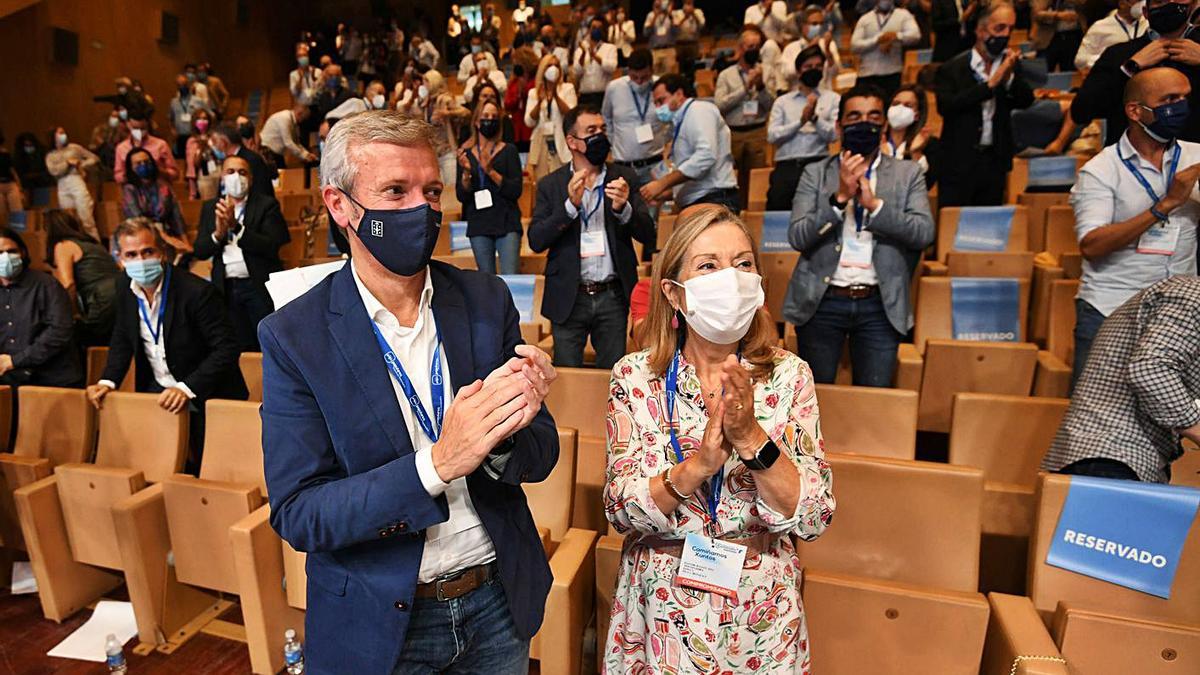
top-left (351, 262), bottom-right (498, 583)
top-left (463, 70), bottom-right (509, 105)
top-left (850, 8), bottom-right (921, 77)
top-left (673, 7), bottom-right (706, 42)
top-left (98, 278), bottom-right (197, 399)
top-left (563, 164), bottom-right (634, 283)
top-left (969, 48), bottom-right (1013, 146)
top-left (217, 200), bottom-right (250, 279)
top-left (1071, 133), bottom-right (1200, 316)
top-left (457, 52), bottom-right (499, 83)
top-left (830, 154), bottom-right (885, 287)
top-left (289, 67), bottom-right (319, 106)
top-left (883, 137), bottom-right (930, 173)
top-left (602, 76), bottom-right (667, 162)
top-left (260, 109), bottom-right (309, 160)
top-left (767, 88), bottom-right (841, 161)
top-left (668, 98), bottom-right (739, 206)
top-left (572, 41), bottom-right (619, 95)
top-left (745, 1), bottom-right (790, 43)
top-left (1074, 11), bottom-right (1147, 70)
top-left (609, 19), bottom-right (638, 56)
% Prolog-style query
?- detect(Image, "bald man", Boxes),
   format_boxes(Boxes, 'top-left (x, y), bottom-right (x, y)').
top-left (193, 155), bottom-right (290, 351)
top-left (1068, 66), bottom-right (1200, 387)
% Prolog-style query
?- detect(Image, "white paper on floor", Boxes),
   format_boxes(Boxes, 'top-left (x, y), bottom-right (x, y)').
top-left (10, 561), bottom-right (36, 594)
top-left (46, 600), bottom-right (137, 662)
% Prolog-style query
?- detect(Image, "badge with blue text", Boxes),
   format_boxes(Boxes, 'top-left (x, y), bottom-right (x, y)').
top-left (675, 533), bottom-right (746, 600)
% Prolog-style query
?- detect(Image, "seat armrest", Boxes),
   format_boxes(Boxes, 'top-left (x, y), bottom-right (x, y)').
top-left (895, 343), bottom-right (924, 391)
top-left (921, 260), bottom-right (949, 276)
top-left (981, 593), bottom-right (1069, 675)
top-left (1033, 351), bottom-right (1071, 399)
top-left (539, 528), bottom-right (598, 675)
top-left (231, 504), bottom-right (305, 675)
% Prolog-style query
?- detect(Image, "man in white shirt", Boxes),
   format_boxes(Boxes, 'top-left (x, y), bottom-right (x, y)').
top-left (573, 15), bottom-right (619, 108)
top-left (458, 35), bottom-right (498, 83)
top-left (1074, 0), bottom-right (1148, 71)
top-left (463, 54), bottom-right (509, 106)
top-left (325, 80), bottom-right (390, 121)
top-left (513, 0), bottom-right (534, 29)
top-left (290, 43), bottom-right (320, 107)
top-left (746, 0), bottom-right (791, 43)
top-left (716, 25), bottom-right (776, 208)
top-left (673, 0), bottom-right (706, 77)
top-left (1069, 67), bottom-right (1200, 386)
top-left (851, 0), bottom-right (922, 99)
top-left (260, 110), bottom-right (560, 674)
top-left (260, 104), bottom-right (317, 168)
top-left (409, 35), bottom-right (440, 70)
top-left (645, 0), bottom-right (677, 59)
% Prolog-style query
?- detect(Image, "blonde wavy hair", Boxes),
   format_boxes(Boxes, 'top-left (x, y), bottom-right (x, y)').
top-left (645, 205), bottom-right (777, 379)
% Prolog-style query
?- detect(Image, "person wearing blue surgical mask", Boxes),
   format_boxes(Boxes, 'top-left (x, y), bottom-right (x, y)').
top-left (0, 226), bottom-right (83, 389)
top-left (89, 218), bottom-right (247, 471)
top-left (121, 148), bottom-right (189, 246)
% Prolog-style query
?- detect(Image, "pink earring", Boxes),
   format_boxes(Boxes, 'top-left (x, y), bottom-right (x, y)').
top-left (671, 312), bottom-right (679, 329)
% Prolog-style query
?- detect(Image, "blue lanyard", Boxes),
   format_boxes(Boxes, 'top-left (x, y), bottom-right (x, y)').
top-left (628, 81), bottom-right (651, 121)
top-left (877, 10), bottom-right (892, 30)
top-left (665, 350), bottom-right (723, 524)
top-left (670, 99), bottom-right (695, 163)
top-left (1120, 142), bottom-right (1180, 209)
top-left (135, 266), bottom-right (170, 345)
top-left (582, 182), bottom-right (604, 226)
top-left (853, 162), bottom-right (875, 232)
top-left (370, 321), bottom-right (446, 443)
top-left (474, 143), bottom-right (488, 187)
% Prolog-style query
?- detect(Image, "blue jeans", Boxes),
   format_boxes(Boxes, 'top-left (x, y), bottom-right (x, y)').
top-left (392, 575), bottom-right (529, 675)
top-left (470, 232), bottom-right (521, 275)
top-left (1071, 299), bottom-right (1106, 393)
top-left (795, 292), bottom-right (902, 387)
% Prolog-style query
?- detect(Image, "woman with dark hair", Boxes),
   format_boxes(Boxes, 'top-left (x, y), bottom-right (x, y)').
top-left (121, 147), bottom-right (191, 252)
top-left (185, 108), bottom-right (219, 199)
top-left (0, 226), bottom-right (82, 387)
top-left (881, 84), bottom-right (940, 188)
top-left (0, 130), bottom-right (22, 224)
top-left (459, 81), bottom-right (517, 144)
top-left (456, 98), bottom-right (524, 275)
top-left (44, 209), bottom-right (121, 345)
top-left (13, 132), bottom-right (53, 195)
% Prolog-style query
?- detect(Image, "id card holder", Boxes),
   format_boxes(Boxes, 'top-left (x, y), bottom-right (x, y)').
top-left (1137, 222), bottom-right (1178, 255)
top-left (840, 233), bottom-right (874, 268)
top-left (742, 100), bottom-right (759, 118)
top-left (635, 123), bottom-right (655, 144)
top-left (580, 228), bottom-right (606, 258)
top-left (206, 159), bottom-right (218, 175)
top-left (222, 245), bottom-right (246, 266)
top-left (180, 112), bottom-right (192, 124)
top-left (541, 121), bottom-right (555, 135)
top-left (675, 532), bottom-right (746, 600)
top-left (474, 189), bottom-right (494, 210)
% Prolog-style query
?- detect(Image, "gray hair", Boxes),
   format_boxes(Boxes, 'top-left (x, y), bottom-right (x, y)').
top-left (320, 110), bottom-right (439, 194)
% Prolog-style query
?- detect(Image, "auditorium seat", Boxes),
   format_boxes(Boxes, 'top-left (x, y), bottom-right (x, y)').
top-left (13, 392), bottom-right (198, 646)
top-left (656, 212), bottom-right (676, 251)
top-left (1016, 192), bottom-right (1070, 254)
top-left (280, 193), bottom-right (314, 221)
top-left (980, 593), bottom-right (1070, 675)
top-left (747, 167), bottom-right (772, 211)
top-left (795, 454), bottom-right (991, 674)
top-left (231, 508), bottom-right (307, 675)
top-left (542, 367), bottom-right (610, 441)
top-left (86, 346), bottom-right (135, 391)
top-left (0, 386), bottom-right (8, 453)
top-left (240, 353), bottom-right (263, 403)
top-left (1051, 603), bottom-right (1200, 674)
top-left (924, 251), bottom-right (1036, 278)
top-left (96, 200), bottom-right (122, 240)
top-left (760, 251), bottom-right (801, 322)
top-left (275, 168), bottom-right (309, 195)
top-left (935, 206), bottom-right (1030, 262)
top-left (179, 199), bottom-right (204, 227)
top-left (0, 387), bottom-right (96, 553)
top-left (572, 434), bottom-right (608, 532)
top-left (279, 225), bottom-right (306, 269)
top-left (1042, 279), bottom-right (1079, 383)
top-left (524, 427), bottom-right (597, 675)
top-left (814, 384), bottom-right (918, 459)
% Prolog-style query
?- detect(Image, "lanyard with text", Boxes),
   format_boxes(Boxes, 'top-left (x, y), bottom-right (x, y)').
top-left (370, 322), bottom-right (446, 443)
top-left (853, 162), bottom-right (875, 232)
top-left (135, 266), bottom-right (171, 345)
top-left (670, 99), bottom-right (696, 164)
top-left (666, 349), bottom-right (723, 524)
top-left (1121, 142), bottom-right (1181, 217)
top-left (628, 81), bottom-right (651, 121)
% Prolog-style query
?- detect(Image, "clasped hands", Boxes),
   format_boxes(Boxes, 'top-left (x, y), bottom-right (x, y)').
top-left (430, 345), bottom-right (557, 482)
top-left (835, 150), bottom-right (882, 213)
top-left (691, 355), bottom-right (769, 477)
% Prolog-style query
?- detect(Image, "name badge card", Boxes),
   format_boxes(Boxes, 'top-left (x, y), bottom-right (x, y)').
top-left (180, 112), bottom-right (191, 124)
top-left (742, 100), bottom-right (759, 118)
top-left (474, 189), bottom-right (493, 210)
top-left (222, 245), bottom-right (245, 266)
top-left (580, 229), bottom-right (606, 258)
top-left (541, 121), bottom-right (555, 135)
top-left (840, 233), bottom-right (874, 268)
top-left (635, 123), bottom-right (655, 144)
top-left (675, 533), bottom-right (746, 600)
top-left (206, 159), bottom-right (218, 175)
top-left (1137, 223), bottom-right (1178, 255)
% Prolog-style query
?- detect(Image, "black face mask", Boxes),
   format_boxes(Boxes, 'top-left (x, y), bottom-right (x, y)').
top-left (478, 119), bottom-right (501, 139)
top-left (1148, 1), bottom-right (1190, 34)
top-left (984, 34), bottom-right (1010, 57)
top-left (341, 190), bottom-right (442, 276)
top-left (238, 123), bottom-right (255, 139)
top-left (579, 132), bottom-right (611, 165)
top-left (841, 121), bottom-right (883, 157)
top-left (799, 69), bottom-right (823, 89)
top-left (743, 48), bottom-right (761, 66)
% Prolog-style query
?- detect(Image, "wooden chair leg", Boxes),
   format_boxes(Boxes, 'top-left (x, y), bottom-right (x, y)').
top-left (13, 475), bottom-right (121, 622)
top-left (231, 505), bottom-right (305, 675)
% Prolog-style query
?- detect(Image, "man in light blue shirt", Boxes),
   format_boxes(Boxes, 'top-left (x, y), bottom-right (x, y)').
top-left (640, 74), bottom-right (739, 211)
top-left (767, 45), bottom-right (841, 210)
top-left (168, 73), bottom-right (211, 160)
top-left (603, 48), bottom-right (667, 251)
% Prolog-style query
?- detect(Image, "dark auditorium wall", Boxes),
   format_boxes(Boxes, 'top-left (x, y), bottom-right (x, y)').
top-left (0, 0), bottom-right (302, 146)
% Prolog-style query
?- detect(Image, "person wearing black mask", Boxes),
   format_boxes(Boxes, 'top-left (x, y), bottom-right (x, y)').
top-left (1073, 0), bottom-right (1200, 144)
top-left (208, 124), bottom-right (277, 198)
top-left (12, 132), bottom-right (53, 195)
top-left (716, 25), bottom-right (775, 210)
top-left (784, 84), bottom-right (935, 387)
top-left (528, 104), bottom-right (655, 369)
top-left (456, 99), bottom-right (524, 275)
top-left (935, 1), bottom-right (1034, 206)
top-left (767, 46), bottom-right (841, 210)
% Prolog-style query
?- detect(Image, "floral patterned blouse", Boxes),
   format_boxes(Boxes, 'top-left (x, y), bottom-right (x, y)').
top-left (603, 347), bottom-right (835, 675)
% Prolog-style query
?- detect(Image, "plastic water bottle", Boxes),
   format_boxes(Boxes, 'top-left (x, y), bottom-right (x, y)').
top-left (105, 633), bottom-right (127, 673)
top-left (283, 628), bottom-right (304, 673)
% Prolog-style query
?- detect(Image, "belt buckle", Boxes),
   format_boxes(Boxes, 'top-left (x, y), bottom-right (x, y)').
top-left (435, 578), bottom-right (450, 602)
top-left (434, 567), bottom-right (466, 601)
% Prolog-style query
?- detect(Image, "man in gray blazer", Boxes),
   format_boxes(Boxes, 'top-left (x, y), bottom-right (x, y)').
top-left (783, 84), bottom-right (935, 387)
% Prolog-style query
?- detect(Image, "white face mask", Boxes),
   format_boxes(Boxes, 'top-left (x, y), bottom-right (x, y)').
top-left (672, 267), bottom-right (764, 345)
top-left (1131, 0), bottom-right (1145, 20)
top-left (418, 85), bottom-right (429, 100)
top-left (887, 104), bottom-right (916, 131)
top-left (371, 94), bottom-right (385, 109)
top-left (55, 133), bottom-right (68, 147)
top-left (223, 173), bottom-right (249, 199)
top-left (130, 128), bottom-right (145, 142)
top-left (545, 65), bottom-right (560, 83)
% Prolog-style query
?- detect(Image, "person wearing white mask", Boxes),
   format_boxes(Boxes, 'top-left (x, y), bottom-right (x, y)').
top-left (881, 84), bottom-right (940, 187)
top-left (457, 35), bottom-right (499, 83)
top-left (778, 6), bottom-right (842, 92)
top-left (851, 0), bottom-right (921, 99)
top-left (463, 52), bottom-right (509, 106)
top-left (608, 6), bottom-right (637, 59)
top-left (526, 55), bottom-right (577, 181)
top-left (261, 103), bottom-right (318, 168)
top-left (113, 113), bottom-right (178, 186)
top-left (325, 80), bottom-right (393, 122)
top-left (45, 126), bottom-right (101, 240)
top-left (193, 155), bottom-right (289, 352)
top-left (1075, 0), bottom-right (1149, 71)
top-left (573, 15), bottom-right (620, 108)
top-left (603, 204), bottom-right (834, 675)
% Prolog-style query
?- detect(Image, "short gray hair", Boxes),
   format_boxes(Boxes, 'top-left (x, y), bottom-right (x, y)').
top-left (320, 110), bottom-right (439, 194)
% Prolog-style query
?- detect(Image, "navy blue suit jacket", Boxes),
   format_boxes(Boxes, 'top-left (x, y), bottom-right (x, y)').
top-left (259, 261), bottom-right (557, 674)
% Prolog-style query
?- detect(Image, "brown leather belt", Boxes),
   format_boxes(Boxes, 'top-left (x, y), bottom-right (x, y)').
top-left (631, 532), bottom-right (780, 567)
top-left (580, 279), bottom-right (619, 295)
top-left (414, 562), bottom-right (496, 601)
top-left (826, 284), bottom-right (879, 299)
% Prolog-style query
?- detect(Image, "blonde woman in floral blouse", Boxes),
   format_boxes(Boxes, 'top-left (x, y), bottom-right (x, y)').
top-left (603, 205), bottom-right (835, 674)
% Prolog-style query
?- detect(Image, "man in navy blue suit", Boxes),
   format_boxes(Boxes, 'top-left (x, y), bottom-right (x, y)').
top-left (259, 110), bottom-right (560, 674)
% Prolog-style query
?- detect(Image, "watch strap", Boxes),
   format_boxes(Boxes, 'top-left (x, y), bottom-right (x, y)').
top-left (742, 438), bottom-right (781, 471)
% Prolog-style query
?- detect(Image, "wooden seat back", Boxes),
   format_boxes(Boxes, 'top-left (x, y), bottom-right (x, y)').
top-left (919, 340), bottom-right (1039, 433)
top-left (943, 252), bottom-right (1036, 279)
top-left (524, 428), bottom-right (577, 544)
top-left (948, 393), bottom-right (1068, 487)
top-left (936, 206), bottom-right (1029, 262)
top-left (240, 353), bottom-right (264, 403)
top-left (572, 435), bottom-right (608, 532)
top-left (914, 276), bottom-right (1032, 352)
top-left (12, 386), bottom-right (96, 466)
top-left (94, 392), bottom-right (188, 483)
top-left (814, 384), bottom-right (918, 459)
top-left (544, 367), bottom-right (610, 440)
top-left (1052, 603), bottom-right (1200, 674)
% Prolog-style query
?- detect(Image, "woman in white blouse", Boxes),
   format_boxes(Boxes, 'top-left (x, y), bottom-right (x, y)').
top-left (524, 54), bottom-right (577, 182)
